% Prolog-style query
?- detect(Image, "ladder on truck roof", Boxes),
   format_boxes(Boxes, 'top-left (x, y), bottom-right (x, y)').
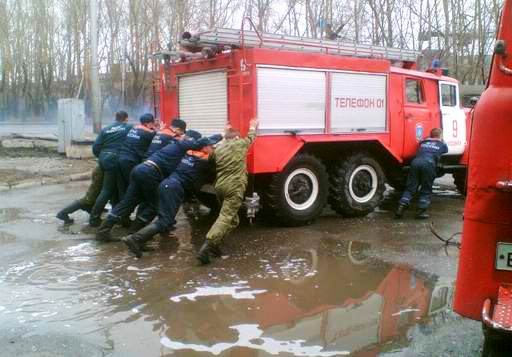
top-left (180, 26), bottom-right (421, 64)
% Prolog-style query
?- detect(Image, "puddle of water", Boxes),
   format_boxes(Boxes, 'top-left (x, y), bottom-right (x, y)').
top-left (0, 208), bottom-right (24, 223)
top-left (0, 186), bottom-right (465, 356)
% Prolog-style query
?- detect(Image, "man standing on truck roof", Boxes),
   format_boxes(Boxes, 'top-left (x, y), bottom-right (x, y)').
top-left (116, 113), bottom-right (157, 201)
top-left (395, 128), bottom-right (448, 219)
top-left (123, 135), bottom-right (222, 258)
top-left (95, 129), bottom-right (202, 242)
top-left (89, 110), bottom-right (132, 227)
top-left (197, 119), bottom-right (258, 265)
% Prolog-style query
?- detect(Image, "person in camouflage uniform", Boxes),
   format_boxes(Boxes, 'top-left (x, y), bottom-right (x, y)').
top-left (197, 119), bottom-right (258, 265)
top-left (56, 164), bottom-right (103, 224)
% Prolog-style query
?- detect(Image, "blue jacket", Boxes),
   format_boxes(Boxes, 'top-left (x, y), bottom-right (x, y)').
top-left (147, 138), bottom-right (199, 178)
top-left (415, 138), bottom-right (449, 165)
top-left (118, 125), bottom-right (156, 163)
top-left (92, 122), bottom-right (133, 157)
top-left (145, 128), bottom-right (180, 158)
top-left (171, 150), bottom-right (213, 191)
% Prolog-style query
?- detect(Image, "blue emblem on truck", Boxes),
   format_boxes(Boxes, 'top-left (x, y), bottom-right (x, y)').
top-left (415, 123), bottom-right (424, 142)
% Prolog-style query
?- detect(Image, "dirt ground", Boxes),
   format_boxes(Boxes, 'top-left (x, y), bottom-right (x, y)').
top-left (0, 148), bottom-right (95, 186)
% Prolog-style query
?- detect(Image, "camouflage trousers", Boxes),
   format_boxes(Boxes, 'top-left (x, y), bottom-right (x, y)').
top-left (78, 165), bottom-right (103, 209)
top-left (206, 181), bottom-right (246, 245)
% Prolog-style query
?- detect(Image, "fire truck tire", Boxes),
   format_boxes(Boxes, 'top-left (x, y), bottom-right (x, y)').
top-left (264, 154), bottom-right (328, 226)
top-left (453, 170), bottom-right (467, 195)
top-left (329, 153), bottom-right (385, 217)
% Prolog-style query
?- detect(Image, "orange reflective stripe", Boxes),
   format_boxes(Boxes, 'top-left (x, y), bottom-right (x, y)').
top-left (186, 150), bottom-right (210, 159)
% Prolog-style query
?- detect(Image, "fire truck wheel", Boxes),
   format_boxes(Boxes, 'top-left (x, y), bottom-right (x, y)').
top-left (453, 170), bottom-right (467, 195)
top-left (329, 153), bottom-right (385, 217)
top-left (265, 154), bottom-right (328, 226)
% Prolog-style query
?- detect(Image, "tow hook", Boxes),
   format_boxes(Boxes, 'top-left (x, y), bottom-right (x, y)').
top-left (245, 192), bottom-right (260, 223)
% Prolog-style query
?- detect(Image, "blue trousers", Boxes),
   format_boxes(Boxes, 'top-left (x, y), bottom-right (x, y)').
top-left (117, 157), bottom-right (139, 201)
top-left (399, 158), bottom-right (436, 209)
top-left (107, 163), bottom-right (161, 224)
top-left (154, 177), bottom-right (185, 232)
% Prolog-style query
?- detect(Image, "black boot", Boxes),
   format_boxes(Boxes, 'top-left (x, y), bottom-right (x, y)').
top-left (89, 215), bottom-right (102, 227)
top-left (122, 223), bottom-right (161, 258)
top-left (415, 208), bottom-right (430, 219)
top-left (196, 241), bottom-right (222, 265)
top-left (394, 204), bottom-right (408, 219)
top-left (56, 201), bottom-right (83, 224)
top-left (96, 218), bottom-right (117, 242)
top-left (129, 218), bottom-right (147, 233)
top-left (120, 216), bottom-right (132, 228)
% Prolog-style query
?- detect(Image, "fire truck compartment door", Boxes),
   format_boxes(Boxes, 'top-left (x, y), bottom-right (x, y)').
top-left (178, 71), bottom-right (227, 136)
top-left (330, 72), bottom-right (387, 133)
top-left (439, 81), bottom-right (466, 155)
top-left (257, 67), bottom-right (325, 134)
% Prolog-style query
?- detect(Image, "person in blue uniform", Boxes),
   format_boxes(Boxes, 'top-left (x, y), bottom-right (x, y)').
top-left (95, 130), bottom-right (203, 242)
top-left (131, 118), bottom-right (187, 227)
top-left (122, 134), bottom-right (222, 258)
top-left (116, 113), bottom-right (157, 200)
top-left (144, 118), bottom-right (187, 158)
top-left (395, 128), bottom-right (448, 219)
top-left (89, 111), bottom-right (132, 226)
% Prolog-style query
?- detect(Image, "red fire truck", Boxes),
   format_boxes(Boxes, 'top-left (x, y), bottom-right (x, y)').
top-left (454, 0), bottom-right (512, 341)
top-left (154, 24), bottom-right (469, 226)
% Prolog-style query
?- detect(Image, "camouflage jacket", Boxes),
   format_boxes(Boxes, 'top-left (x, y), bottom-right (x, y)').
top-left (212, 126), bottom-right (256, 188)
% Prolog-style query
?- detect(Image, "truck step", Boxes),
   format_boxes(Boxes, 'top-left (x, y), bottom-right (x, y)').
top-left (482, 284), bottom-right (512, 333)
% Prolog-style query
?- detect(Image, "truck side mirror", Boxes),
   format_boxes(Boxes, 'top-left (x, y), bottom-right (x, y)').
top-left (469, 97), bottom-right (479, 107)
top-left (495, 40), bottom-right (507, 56)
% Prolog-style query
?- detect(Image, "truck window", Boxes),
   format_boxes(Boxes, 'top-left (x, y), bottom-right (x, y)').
top-left (441, 83), bottom-right (457, 106)
top-left (406, 79), bottom-right (424, 104)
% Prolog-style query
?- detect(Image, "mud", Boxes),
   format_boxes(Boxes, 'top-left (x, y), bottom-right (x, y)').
top-left (0, 156), bottom-right (95, 186)
top-left (0, 181), bottom-right (489, 356)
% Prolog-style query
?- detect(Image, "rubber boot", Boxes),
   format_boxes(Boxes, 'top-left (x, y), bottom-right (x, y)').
top-left (96, 218), bottom-right (117, 242)
top-left (122, 223), bottom-right (161, 258)
top-left (129, 218), bottom-right (147, 233)
top-left (56, 201), bottom-right (83, 224)
top-left (394, 204), bottom-right (408, 219)
top-left (119, 215), bottom-right (131, 228)
top-left (415, 208), bottom-right (430, 219)
top-left (196, 240), bottom-right (223, 265)
top-left (89, 215), bottom-right (102, 227)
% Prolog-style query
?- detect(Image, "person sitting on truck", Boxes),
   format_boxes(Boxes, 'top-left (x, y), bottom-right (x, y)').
top-left (95, 129), bottom-right (202, 242)
top-left (197, 119), bottom-right (258, 265)
top-left (395, 128), bottom-right (448, 219)
top-left (116, 113), bottom-right (158, 202)
top-left (122, 134), bottom-right (222, 258)
top-left (89, 111), bottom-right (133, 227)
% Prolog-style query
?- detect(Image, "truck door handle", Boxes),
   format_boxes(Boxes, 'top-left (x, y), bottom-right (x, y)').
top-left (406, 114), bottom-right (414, 119)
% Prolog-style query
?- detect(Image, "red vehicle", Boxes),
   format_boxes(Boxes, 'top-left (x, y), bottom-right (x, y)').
top-left (155, 25), bottom-right (469, 225)
top-left (454, 0), bottom-right (512, 339)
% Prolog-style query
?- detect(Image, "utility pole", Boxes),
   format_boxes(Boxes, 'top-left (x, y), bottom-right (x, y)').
top-left (90, 0), bottom-right (102, 133)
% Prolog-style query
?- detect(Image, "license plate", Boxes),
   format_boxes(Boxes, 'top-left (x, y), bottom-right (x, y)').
top-left (496, 243), bottom-right (512, 271)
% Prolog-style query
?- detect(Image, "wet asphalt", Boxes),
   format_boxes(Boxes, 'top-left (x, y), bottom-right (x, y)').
top-left (0, 180), bottom-right (492, 356)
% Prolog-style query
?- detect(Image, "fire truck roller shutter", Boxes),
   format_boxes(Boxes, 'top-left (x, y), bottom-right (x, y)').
top-left (178, 71), bottom-right (228, 136)
top-left (330, 72), bottom-right (387, 133)
top-left (257, 67), bottom-right (326, 134)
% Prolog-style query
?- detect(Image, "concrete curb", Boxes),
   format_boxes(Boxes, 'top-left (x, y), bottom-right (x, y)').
top-left (0, 171), bottom-right (92, 192)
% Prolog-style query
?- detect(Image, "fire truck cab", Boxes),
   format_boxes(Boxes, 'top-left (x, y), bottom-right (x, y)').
top-left (155, 28), bottom-right (468, 226)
